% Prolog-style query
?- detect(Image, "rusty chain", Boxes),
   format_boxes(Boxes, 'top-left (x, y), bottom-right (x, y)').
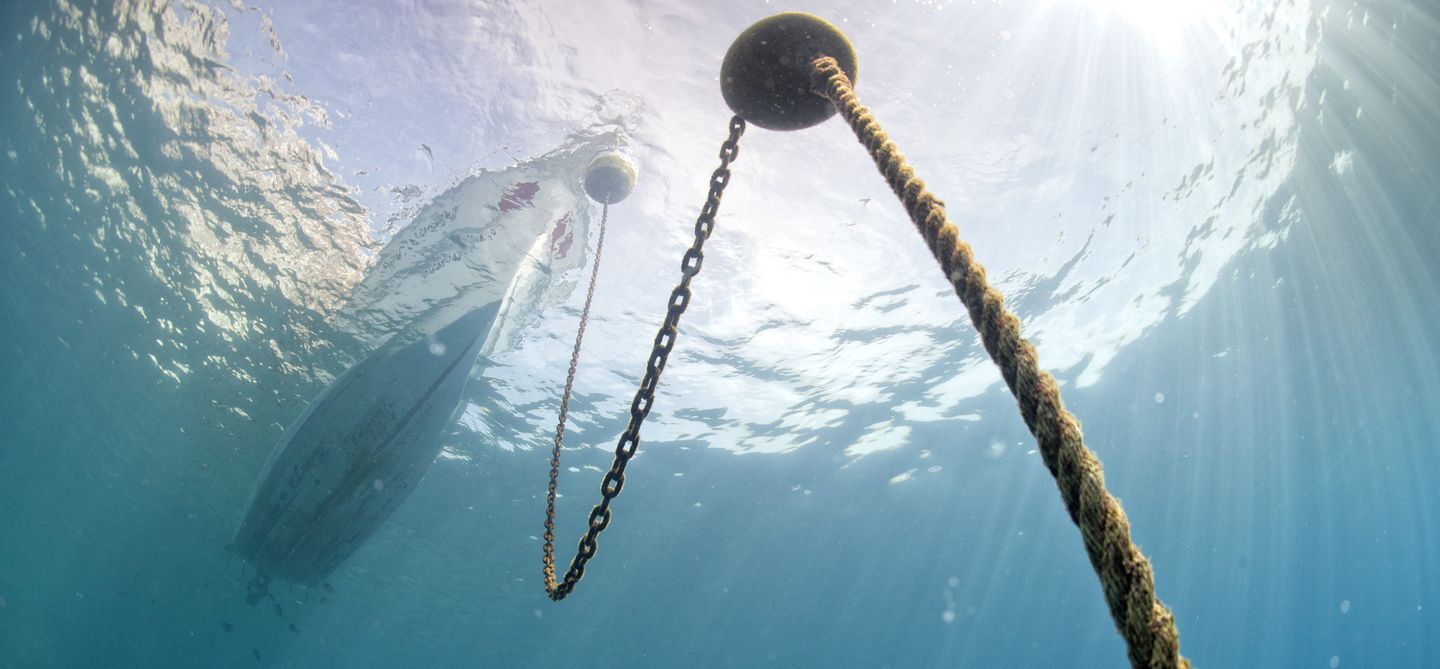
top-left (542, 195), bottom-right (610, 595)
top-left (544, 116), bottom-right (746, 600)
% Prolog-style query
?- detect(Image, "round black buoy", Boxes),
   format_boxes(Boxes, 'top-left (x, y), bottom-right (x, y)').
top-left (720, 13), bottom-right (857, 132)
top-left (583, 151), bottom-right (637, 204)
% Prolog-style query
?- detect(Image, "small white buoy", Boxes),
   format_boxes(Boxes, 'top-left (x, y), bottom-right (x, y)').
top-left (583, 151), bottom-right (637, 204)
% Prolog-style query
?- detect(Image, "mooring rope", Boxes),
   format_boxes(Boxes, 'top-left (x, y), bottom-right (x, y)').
top-left (543, 198), bottom-right (610, 596)
top-left (811, 55), bottom-right (1189, 669)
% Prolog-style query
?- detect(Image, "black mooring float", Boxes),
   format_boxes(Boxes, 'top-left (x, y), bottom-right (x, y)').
top-left (719, 12), bottom-right (856, 131)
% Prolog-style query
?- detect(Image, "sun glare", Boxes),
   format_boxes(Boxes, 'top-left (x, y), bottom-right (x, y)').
top-left (1069, 0), bottom-right (1230, 45)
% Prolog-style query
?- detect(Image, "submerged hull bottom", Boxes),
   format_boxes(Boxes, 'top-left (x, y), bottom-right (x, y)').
top-left (230, 304), bottom-right (498, 588)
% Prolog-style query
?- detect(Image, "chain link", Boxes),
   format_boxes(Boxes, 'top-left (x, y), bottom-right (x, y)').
top-left (544, 116), bottom-right (746, 600)
top-left (542, 195), bottom-right (611, 593)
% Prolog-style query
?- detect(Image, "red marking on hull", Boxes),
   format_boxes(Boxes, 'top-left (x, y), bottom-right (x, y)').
top-left (550, 213), bottom-right (574, 259)
top-left (498, 182), bottom-right (540, 213)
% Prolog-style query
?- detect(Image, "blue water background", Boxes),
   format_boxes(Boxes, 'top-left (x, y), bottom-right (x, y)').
top-left (2, 0), bottom-right (1439, 667)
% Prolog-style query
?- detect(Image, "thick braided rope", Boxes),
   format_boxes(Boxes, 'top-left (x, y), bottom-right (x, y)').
top-left (811, 56), bottom-right (1189, 669)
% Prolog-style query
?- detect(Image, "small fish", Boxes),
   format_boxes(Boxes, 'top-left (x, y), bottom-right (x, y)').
top-left (319, 596), bottom-right (331, 606)
top-left (220, 622), bottom-right (233, 633)
top-left (273, 603), bottom-right (283, 617)
top-left (252, 648), bottom-right (261, 661)
top-left (321, 582), bottom-right (336, 594)
top-left (288, 623), bottom-right (299, 634)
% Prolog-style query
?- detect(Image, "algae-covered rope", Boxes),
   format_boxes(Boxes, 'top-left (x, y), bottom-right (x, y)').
top-left (542, 197), bottom-right (610, 596)
top-left (811, 55), bottom-right (1189, 669)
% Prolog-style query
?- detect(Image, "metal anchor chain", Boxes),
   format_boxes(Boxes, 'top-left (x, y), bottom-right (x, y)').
top-left (543, 115), bottom-right (746, 600)
top-left (542, 195), bottom-right (610, 597)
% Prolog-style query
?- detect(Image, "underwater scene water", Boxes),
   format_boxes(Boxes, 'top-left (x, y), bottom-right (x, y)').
top-left (2, 0), bottom-right (1438, 666)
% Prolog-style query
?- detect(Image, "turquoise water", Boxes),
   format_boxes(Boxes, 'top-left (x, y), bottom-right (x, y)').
top-left (2, 0), bottom-right (1438, 666)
